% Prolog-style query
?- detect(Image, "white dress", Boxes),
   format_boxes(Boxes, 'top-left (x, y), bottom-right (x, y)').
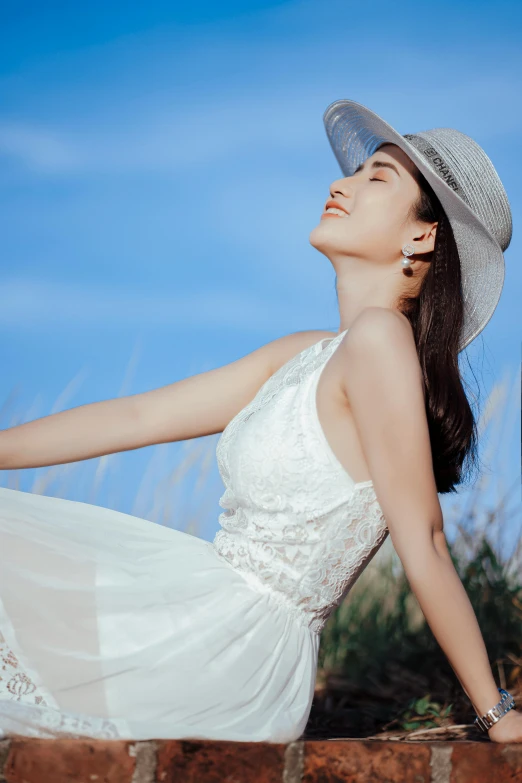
top-left (0, 329), bottom-right (389, 742)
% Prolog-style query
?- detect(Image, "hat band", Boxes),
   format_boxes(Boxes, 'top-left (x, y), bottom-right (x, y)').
top-left (402, 133), bottom-right (470, 207)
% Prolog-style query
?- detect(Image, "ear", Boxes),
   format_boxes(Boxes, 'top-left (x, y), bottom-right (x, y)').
top-left (410, 221), bottom-right (438, 256)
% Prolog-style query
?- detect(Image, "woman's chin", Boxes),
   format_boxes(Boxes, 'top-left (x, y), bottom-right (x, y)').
top-left (309, 221), bottom-right (327, 243)
top-left (309, 222), bottom-right (343, 251)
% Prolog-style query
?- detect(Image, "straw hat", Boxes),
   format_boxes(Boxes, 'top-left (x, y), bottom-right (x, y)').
top-left (323, 99), bottom-right (513, 352)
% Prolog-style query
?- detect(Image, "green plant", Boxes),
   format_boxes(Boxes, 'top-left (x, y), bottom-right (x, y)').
top-left (392, 695), bottom-right (453, 731)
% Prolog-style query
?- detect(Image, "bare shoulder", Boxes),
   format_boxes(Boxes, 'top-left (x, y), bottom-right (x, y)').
top-left (341, 307), bottom-right (417, 357)
top-left (268, 329), bottom-right (338, 375)
top-left (339, 307), bottom-right (423, 397)
top-left (344, 306), bottom-right (414, 343)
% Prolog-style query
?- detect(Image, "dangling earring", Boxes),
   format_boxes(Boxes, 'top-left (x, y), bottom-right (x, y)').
top-left (401, 243), bottom-right (415, 269)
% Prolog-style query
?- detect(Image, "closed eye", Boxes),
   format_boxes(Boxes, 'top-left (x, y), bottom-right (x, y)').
top-left (370, 178), bottom-right (385, 182)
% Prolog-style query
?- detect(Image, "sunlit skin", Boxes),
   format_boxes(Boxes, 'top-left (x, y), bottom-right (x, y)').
top-left (309, 143), bottom-right (437, 331)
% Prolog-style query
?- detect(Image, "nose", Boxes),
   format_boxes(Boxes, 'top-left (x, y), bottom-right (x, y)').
top-left (329, 176), bottom-right (353, 201)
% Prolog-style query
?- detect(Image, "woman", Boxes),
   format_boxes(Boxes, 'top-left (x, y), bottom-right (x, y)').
top-left (0, 99), bottom-right (520, 744)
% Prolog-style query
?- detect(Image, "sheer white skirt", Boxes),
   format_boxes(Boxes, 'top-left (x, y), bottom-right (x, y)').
top-left (0, 487), bottom-right (318, 742)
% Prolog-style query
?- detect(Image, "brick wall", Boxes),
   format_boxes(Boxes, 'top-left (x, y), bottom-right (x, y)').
top-left (1, 737), bottom-right (522, 782)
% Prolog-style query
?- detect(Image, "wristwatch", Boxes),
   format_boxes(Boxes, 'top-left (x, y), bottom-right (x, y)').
top-left (474, 688), bottom-right (516, 733)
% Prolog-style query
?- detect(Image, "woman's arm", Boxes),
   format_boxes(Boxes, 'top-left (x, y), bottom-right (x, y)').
top-left (0, 330), bottom-right (329, 470)
top-left (340, 307), bottom-right (521, 741)
top-left (0, 339), bottom-right (275, 470)
top-left (0, 395), bottom-right (144, 470)
top-left (394, 529), bottom-right (522, 741)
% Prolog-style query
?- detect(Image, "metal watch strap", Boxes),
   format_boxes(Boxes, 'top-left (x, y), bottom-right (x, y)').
top-left (474, 688), bottom-right (516, 733)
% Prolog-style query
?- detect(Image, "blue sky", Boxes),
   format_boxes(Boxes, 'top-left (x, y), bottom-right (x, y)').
top-left (0, 0), bottom-right (520, 550)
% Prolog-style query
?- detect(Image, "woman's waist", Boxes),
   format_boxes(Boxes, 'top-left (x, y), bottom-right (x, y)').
top-left (211, 530), bottom-right (329, 635)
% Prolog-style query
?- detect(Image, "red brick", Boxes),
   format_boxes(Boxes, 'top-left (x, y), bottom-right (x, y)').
top-left (155, 739), bottom-right (286, 783)
top-left (2, 736), bottom-right (521, 783)
top-left (450, 741), bottom-right (522, 781)
top-left (3, 738), bottom-right (137, 783)
top-left (303, 739), bottom-right (432, 783)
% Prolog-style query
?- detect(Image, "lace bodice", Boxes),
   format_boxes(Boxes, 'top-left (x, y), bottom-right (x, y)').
top-left (212, 330), bottom-right (389, 634)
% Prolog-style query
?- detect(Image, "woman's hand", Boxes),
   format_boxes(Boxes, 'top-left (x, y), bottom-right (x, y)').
top-left (487, 709), bottom-right (522, 743)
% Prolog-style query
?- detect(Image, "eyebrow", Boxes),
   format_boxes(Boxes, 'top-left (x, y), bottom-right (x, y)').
top-left (353, 159), bottom-right (401, 177)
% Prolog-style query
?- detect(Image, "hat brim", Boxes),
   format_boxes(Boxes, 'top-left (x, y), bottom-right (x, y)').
top-left (323, 99), bottom-right (505, 352)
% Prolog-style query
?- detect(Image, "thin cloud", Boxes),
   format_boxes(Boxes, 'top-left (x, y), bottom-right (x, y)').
top-left (0, 277), bottom-right (300, 331)
top-left (0, 75), bottom-right (519, 175)
top-left (0, 122), bottom-right (78, 172)
top-left (0, 90), bottom-right (321, 175)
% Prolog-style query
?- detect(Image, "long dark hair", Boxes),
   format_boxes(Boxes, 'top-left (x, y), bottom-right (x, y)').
top-left (396, 165), bottom-right (480, 494)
